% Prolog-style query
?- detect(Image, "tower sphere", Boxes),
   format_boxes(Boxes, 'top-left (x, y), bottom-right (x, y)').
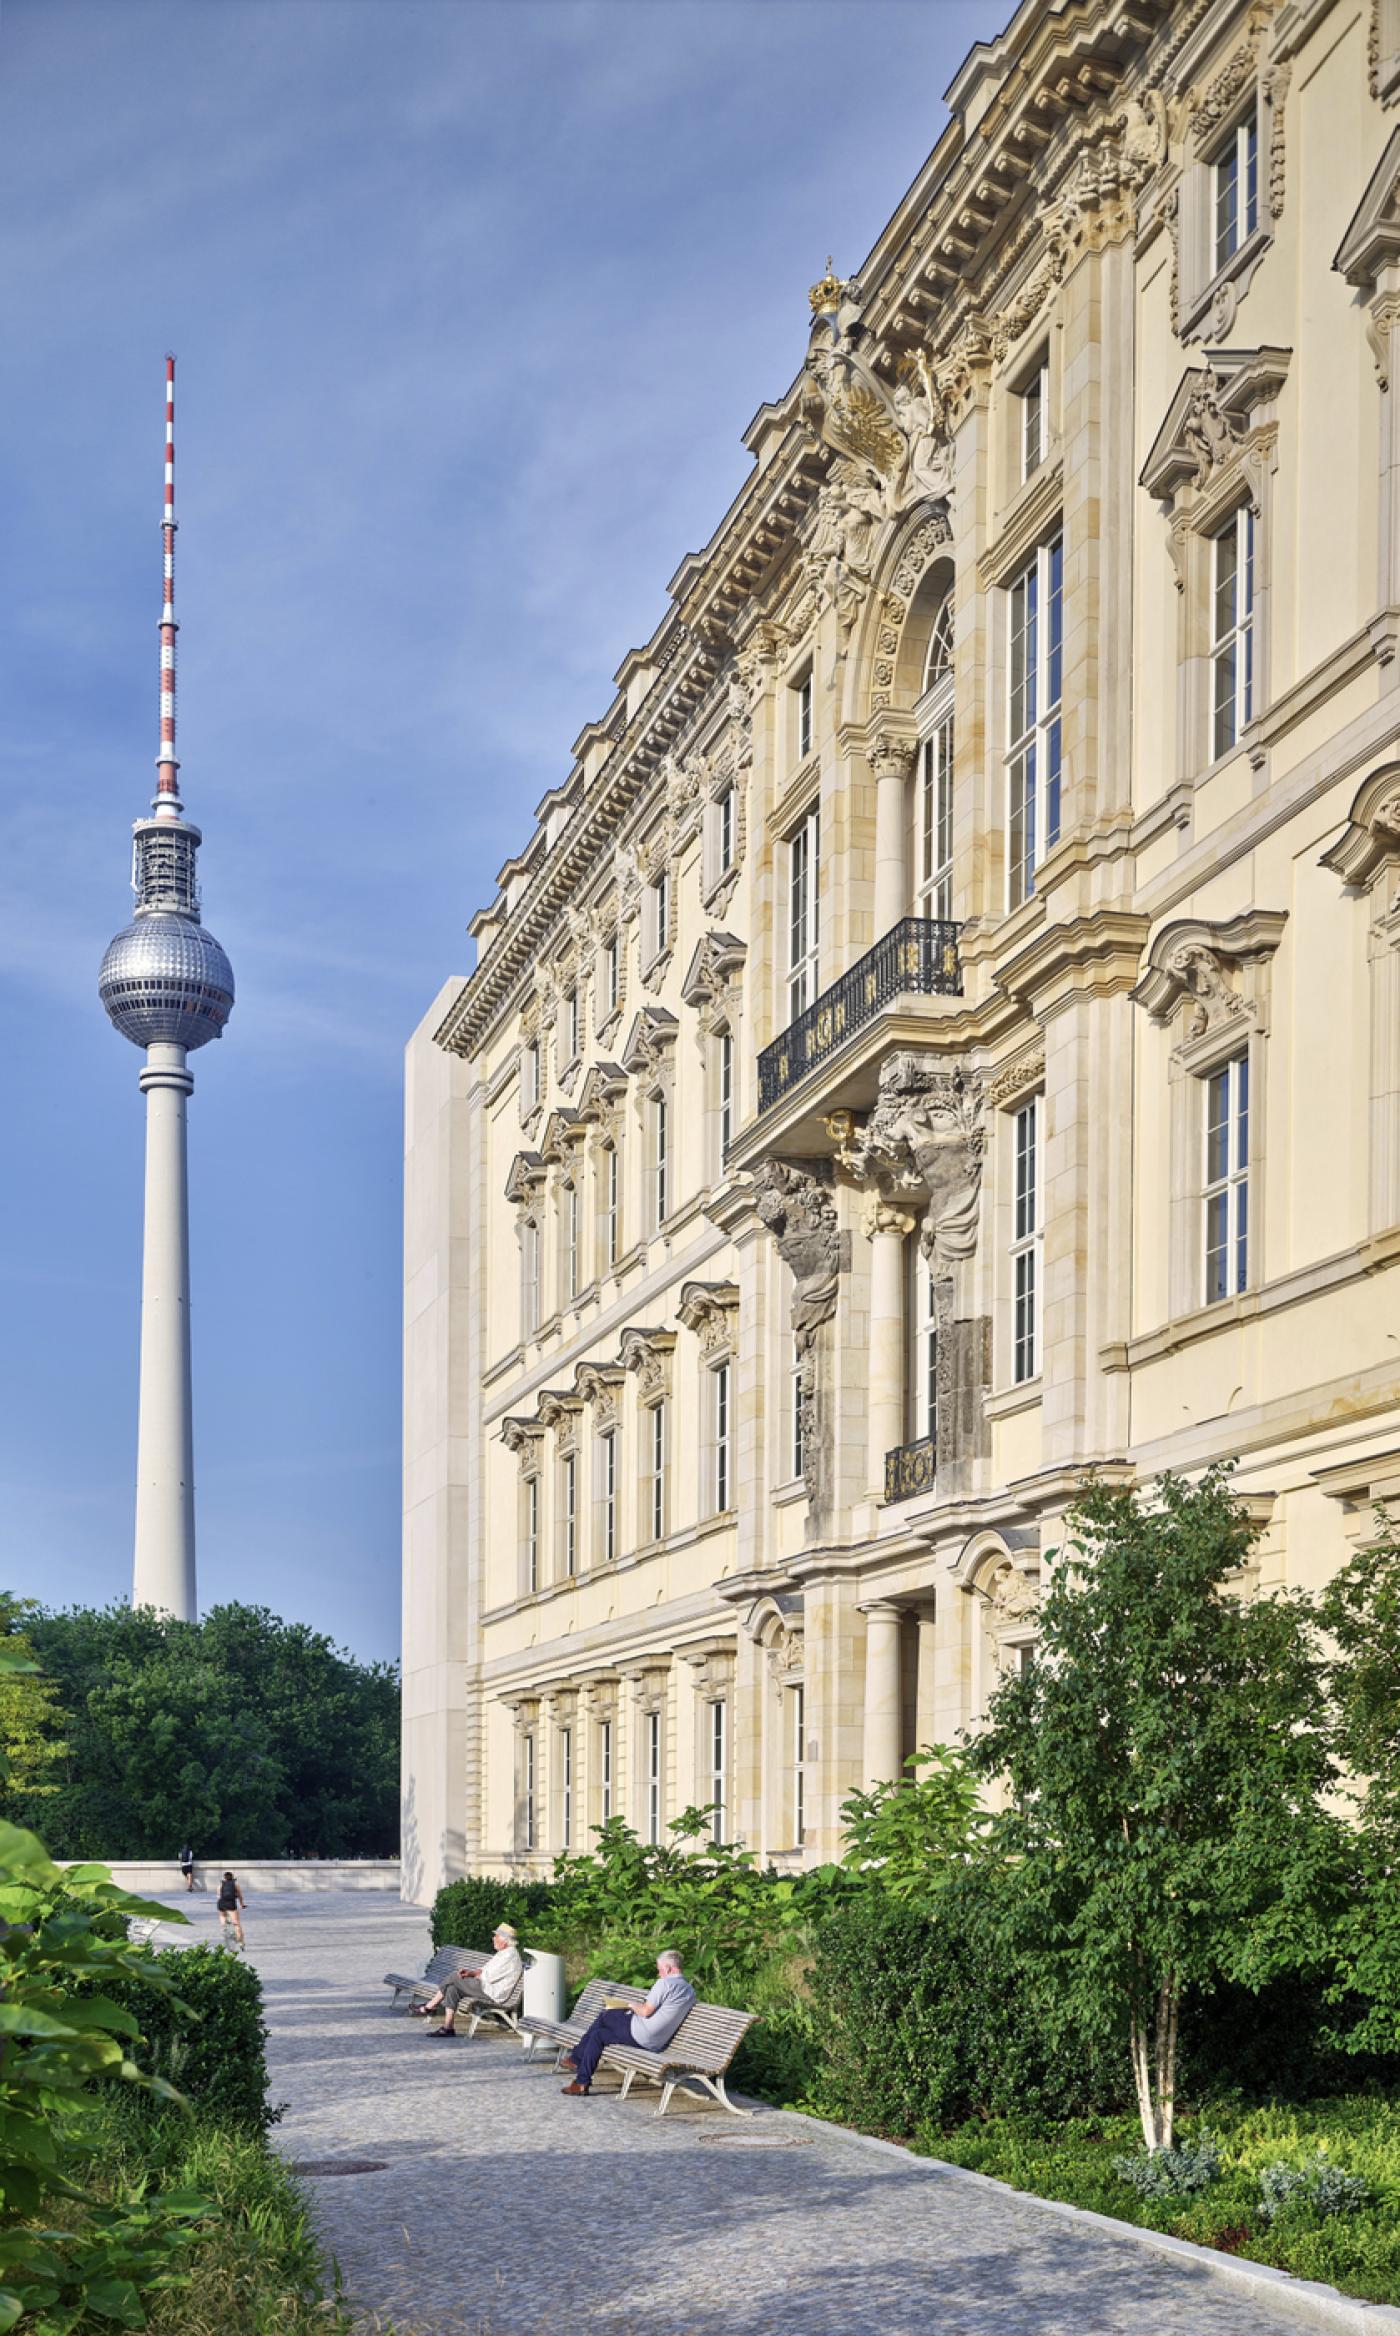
top-left (99, 911), bottom-right (235, 1051)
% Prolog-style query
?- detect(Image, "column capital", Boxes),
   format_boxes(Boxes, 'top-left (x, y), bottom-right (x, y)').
top-left (860, 1193), bottom-right (918, 1242)
top-left (867, 712), bottom-right (918, 780)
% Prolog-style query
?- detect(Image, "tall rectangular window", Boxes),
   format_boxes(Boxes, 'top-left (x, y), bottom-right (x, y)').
top-left (521, 1220), bottom-right (540, 1339)
top-left (646, 869), bottom-right (670, 965)
top-left (718, 1028), bottom-right (734, 1157)
top-left (1006, 536), bottom-right (1063, 909)
top-left (604, 1142), bottom-right (620, 1265)
top-left (560, 1727), bottom-right (572, 1850)
top-left (709, 1700), bottom-right (727, 1844)
top-left (787, 808), bottom-right (820, 1018)
top-left (603, 932), bottom-right (620, 1020)
top-left (1020, 350), bottom-right (1050, 481)
top-left (918, 715), bottom-right (954, 923)
top-left (522, 1038), bottom-right (540, 1113)
top-left (599, 1717), bottom-right (613, 1823)
top-left (912, 1253), bottom-right (938, 1446)
top-left (1214, 106), bottom-right (1259, 273)
top-left (560, 1182), bottom-right (578, 1303)
top-left (794, 667), bottom-right (814, 762)
top-left (561, 1451), bottom-right (577, 1578)
top-left (1212, 507), bottom-right (1255, 759)
top-left (599, 1428), bottom-right (617, 1565)
top-left (646, 1401), bottom-right (668, 1542)
top-left (790, 1340), bottom-right (805, 1482)
top-left (653, 1093), bottom-right (668, 1227)
top-left (1204, 1053), bottom-right (1250, 1303)
top-left (717, 785), bottom-right (735, 874)
top-left (1011, 1097), bottom-right (1042, 1385)
top-left (523, 1732), bottom-right (536, 1852)
top-left (524, 1473), bottom-right (540, 1594)
top-left (647, 1709), bottom-right (662, 1845)
top-left (713, 1359), bottom-right (732, 1514)
top-left (566, 989), bottom-right (580, 1064)
top-left (793, 1684), bottom-right (806, 1845)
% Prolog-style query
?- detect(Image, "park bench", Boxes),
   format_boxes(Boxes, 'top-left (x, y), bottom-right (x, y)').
top-left (455, 1946), bottom-right (533, 2038)
top-left (383, 1940), bottom-right (468, 2011)
top-left (600, 2000), bottom-right (758, 2119)
top-left (518, 1976), bottom-right (648, 2067)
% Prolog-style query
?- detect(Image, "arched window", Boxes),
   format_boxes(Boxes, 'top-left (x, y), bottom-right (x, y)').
top-left (917, 596), bottom-right (955, 923)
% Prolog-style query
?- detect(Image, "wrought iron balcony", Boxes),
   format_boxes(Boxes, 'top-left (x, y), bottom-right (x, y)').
top-left (884, 1434), bottom-right (936, 1504)
top-left (757, 918), bottom-right (962, 1116)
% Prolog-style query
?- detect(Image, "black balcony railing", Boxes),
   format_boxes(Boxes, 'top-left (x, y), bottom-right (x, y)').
top-left (757, 918), bottom-right (962, 1115)
top-left (884, 1434), bottom-right (936, 1504)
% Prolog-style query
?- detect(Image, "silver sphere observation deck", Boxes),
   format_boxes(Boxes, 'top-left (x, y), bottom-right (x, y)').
top-left (100, 812), bottom-right (235, 1052)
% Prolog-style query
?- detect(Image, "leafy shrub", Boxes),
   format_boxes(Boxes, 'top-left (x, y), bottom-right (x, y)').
top-left (806, 1870), bottom-right (1126, 2136)
top-left (429, 1874), bottom-right (559, 1953)
top-left (108, 1944), bottom-right (275, 2133)
top-left (1259, 2153), bottom-right (1373, 2223)
top-left (837, 1746), bottom-right (990, 1899)
top-left (0, 1813), bottom-right (214, 2331)
top-left (1112, 2133), bottom-right (1222, 2197)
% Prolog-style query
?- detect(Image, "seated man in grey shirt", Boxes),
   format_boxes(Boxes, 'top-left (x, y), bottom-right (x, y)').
top-left (561, 1949), bottom-right (696, 2095)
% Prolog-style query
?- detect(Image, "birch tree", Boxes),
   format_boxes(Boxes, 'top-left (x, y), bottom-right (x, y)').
top-left (970, 1469), bottom-right (1342, 2151)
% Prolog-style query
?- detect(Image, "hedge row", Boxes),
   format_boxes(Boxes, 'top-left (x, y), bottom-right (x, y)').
top-left (428, 1874), bottom-right (561, 1952)
top-left (107, 1943), bottom-right (276, 2133)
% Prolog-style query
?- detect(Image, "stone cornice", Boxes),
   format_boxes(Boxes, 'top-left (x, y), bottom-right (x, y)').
top-left (994, 909), bottom-right (1153, 1020)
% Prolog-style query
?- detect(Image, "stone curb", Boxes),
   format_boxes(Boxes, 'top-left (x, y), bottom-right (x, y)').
top-left (765, 2106), bottom-right (1400, 2335)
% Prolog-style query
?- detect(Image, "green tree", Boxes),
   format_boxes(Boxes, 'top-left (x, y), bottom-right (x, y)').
top-left (0, 1595), bottom-right (67, 1809)
top-left (1318, 1514), bottom-right (1400, 2053)
top-left (969, 1468), bottom-right (1343, 2151)
top-left (14, 1600), bottom-right (398, 1861)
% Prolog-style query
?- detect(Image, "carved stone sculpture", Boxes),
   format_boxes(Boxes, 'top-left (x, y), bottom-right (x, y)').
top-left (749, 1159), bottom-right (842, 1499)
top-left (841, 1054), bottom-right (987, 1279)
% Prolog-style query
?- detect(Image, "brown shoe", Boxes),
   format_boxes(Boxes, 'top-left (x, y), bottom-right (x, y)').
top-left (561, 2080), bottom-right (590, 2096)
top-left (559, 2056), bottom-right (577, 2071)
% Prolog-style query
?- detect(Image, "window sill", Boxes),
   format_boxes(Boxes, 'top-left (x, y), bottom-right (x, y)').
top-left (771, 1478), bottom-right (807, 1508)
top-left (985, 1377), bottom-right (1043, 1421)
top-left (1180, 224), bottom-right (1271, 345)
top-left (1102, 1228), bottom-right (1400, 1372)
top-left (768, 756), bottom-right (821, 840)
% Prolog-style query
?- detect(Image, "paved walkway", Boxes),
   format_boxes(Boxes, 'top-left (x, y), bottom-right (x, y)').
top-left (148, 1889), bottom-right (1316, 2336)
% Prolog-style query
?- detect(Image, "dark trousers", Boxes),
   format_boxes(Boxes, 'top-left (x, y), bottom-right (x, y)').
top-left (442, 1975), bottom-right (492, 2018)
top-left (572, 2006), bottom-right (635, 2087)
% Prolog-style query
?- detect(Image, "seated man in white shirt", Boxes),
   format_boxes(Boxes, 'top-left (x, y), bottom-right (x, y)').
top-left (414, 1925), bottom-right (524, 2036)
top-left (561, 1948), bottom-right (696, 2095)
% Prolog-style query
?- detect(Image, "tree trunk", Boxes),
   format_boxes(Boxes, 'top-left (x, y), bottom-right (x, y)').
top-left (1130, 1976), bottom-right (1180, 2151)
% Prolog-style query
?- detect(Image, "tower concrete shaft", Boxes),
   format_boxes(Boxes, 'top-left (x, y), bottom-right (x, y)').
top-left (133, 1043), bottom-right (197, 1618)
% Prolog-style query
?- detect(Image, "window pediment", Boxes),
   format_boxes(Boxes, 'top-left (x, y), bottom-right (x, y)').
top-left (1334, 126), bottom-right (1400, 289)
top-left (618, 1326), bottom-right (677, 1396)
top-left (539, 1109), bottom-right (588, 1164)
top-left (504, 1150), bottom-right (547, 1206)
top-left (1140, 347), bottom-right (1291, 504)
top-left (1320, 763), bottom-right (1400, 890)
top-left (621, 1006), bottom-right (679, 1076)
top-left (577, 1063), bottom-right (628, 1122)
top-left (1130, 910), bottom-right (1287, 1042)
top-left (681, 932), bottom-right (747, 1009)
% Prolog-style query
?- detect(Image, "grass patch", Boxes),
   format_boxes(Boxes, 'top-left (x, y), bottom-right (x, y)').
top-left (918, 2094), bottom-right (1400, 2304)
top-left (60, 2096), bottom-right (390, 2335)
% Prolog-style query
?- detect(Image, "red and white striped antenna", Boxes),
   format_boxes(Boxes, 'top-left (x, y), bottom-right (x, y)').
top-left (154, 353), bottom-right (181, 819)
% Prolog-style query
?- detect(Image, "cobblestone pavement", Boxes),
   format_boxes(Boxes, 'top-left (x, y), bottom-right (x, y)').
top-left (148, 1889), bottom-right (1316, 2336)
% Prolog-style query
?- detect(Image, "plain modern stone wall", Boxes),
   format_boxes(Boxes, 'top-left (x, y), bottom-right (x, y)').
top-left (66, 1860), bottom-right (403, 1895)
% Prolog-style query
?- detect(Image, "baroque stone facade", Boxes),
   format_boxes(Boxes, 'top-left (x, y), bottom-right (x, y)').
top-left (402, 0), bottom-right (1400, 1897)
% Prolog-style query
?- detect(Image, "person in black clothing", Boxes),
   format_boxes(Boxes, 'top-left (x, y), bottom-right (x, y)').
top-left (178, 1844), bottom-right (195, 1892)
top-left (216, 1872), bottom-right (245, 1950)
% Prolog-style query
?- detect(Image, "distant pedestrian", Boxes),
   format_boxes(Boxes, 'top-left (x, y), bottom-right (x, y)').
top-left (178, 1844), bottom-right (195, 1892)
top-left (216, 1871), bottom-right (245, 1950)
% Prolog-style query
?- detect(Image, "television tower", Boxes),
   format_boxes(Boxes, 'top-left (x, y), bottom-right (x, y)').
top-left (99, 357), bottom-right (235, 1620)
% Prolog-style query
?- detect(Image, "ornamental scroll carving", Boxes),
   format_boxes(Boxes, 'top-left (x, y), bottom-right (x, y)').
top-left (748, 1159), bottom-right (841, 1499)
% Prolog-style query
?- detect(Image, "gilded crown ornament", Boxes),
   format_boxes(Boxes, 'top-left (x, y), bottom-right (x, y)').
top-left (808, 256), bottom-right (845, 316)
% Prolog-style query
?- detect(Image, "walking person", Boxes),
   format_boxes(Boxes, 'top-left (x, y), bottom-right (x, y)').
top-left (177, 1843), bottom-right (195, 1893)
top-left (561, 1948), bottom-right (695, 2096)
top-left (215, 1871), bottom-right (246, 1950)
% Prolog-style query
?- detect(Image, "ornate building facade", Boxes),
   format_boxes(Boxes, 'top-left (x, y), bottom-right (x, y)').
top-left (402, 0), bottom-right (1400, 1898)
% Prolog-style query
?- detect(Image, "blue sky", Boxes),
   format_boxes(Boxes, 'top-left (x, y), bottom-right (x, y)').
top-left (0, 0), bottom-right (1002, 1664)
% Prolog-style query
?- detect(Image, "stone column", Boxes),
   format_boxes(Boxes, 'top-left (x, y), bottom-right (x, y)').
top-left (863, 1196), bottom-right (915, 1497)
top-left (870, 729), bottom-right (916, 935)
top-left (860, 1601), bottom-right (905, 1789)
top-left (914, 1608), bottom-right (938, 1753)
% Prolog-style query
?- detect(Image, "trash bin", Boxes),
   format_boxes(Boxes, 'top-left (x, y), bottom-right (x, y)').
top-left (523, 1949), bottom-right (566, 2025)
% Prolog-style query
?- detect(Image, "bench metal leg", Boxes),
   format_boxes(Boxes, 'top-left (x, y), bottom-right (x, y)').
top-left (618, 2069), bottom-right (636, 2101)
top-left (699, 2074), bottom-right (753, 2118)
